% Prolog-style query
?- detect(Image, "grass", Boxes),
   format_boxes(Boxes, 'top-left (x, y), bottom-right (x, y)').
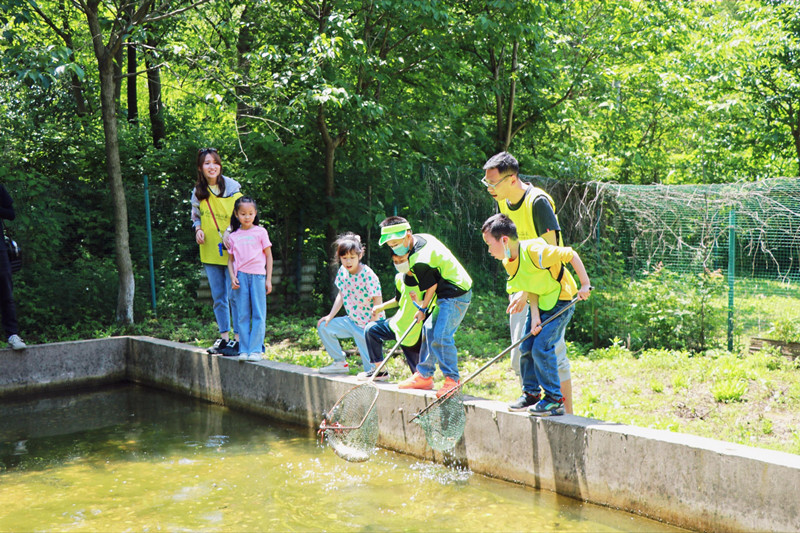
top-left (82, 293), bottom-right (800, 456)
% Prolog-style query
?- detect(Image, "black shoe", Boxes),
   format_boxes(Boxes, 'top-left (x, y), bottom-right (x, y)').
top-left (508, 392), bottom-right (540, 412)
top-left (357, 368), bottom-right (389, 382)
top-left (207, 338), bottom-right (225, 354)
top-left (219, 340), bottom-right (240, 357)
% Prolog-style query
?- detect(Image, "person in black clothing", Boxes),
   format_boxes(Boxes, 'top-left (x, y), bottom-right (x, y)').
top-left (0, 184), bottom-right (25, 350)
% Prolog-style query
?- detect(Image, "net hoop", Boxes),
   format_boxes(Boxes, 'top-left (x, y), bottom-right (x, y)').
top-left (319, 382), bottom-right (380, 462)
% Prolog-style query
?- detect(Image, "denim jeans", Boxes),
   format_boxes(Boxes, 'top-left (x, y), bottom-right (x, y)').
top-left (365, 319), bottom-right (421, 372)
top-left (233, 272), bottom-right (266, 355)
top-left (519, 299), bottom-right (575, 401)
top-left (510, 302), bottom-right (571, 382)
top-left (204, 263), bottom-right (238, 336)
top-left (0, 249), bottom-right (18, 337)
top-left (317, 316), bottom-right (373, 372)
top-left (417, 290), bottom-right (472, 381)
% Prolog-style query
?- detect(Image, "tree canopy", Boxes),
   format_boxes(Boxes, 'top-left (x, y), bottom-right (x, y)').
top-left (1, 0), bottom-right (798, 332)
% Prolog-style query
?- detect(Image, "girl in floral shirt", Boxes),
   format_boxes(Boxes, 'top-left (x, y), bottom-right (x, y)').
top-left (317, 233), bottom-right (385, 374)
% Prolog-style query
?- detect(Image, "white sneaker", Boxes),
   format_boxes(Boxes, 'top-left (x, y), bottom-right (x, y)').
top-left (319, 361), bottom-right (349, 374)
top-left (238, 353), bottom-right (249, 361)
top-left (247, 353), bottom-right (263, 362)
top-left (7, 335), bottom-right (25, 350)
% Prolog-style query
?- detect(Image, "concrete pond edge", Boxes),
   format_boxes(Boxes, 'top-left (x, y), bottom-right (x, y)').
top-left (0, 336), bottom-right (797, 533)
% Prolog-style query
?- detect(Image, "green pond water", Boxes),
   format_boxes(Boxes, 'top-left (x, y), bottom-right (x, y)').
top-left (0, 384), bottom-right (686, 532)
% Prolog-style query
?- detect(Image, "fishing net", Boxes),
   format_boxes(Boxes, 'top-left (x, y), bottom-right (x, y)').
top-left (412, 392), bottom-right (466, 452)
top-left (320, 383), bottom-right (380, 462)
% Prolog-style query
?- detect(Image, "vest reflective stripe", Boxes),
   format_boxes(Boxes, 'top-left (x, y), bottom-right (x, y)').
top-left (388, 274), bottom-right (437, 346)
top-left (198, 192), bottom-right (242, 265)
top-left (499, 186), bottom-right (563, 245)
top-left (506, 239), bottom-right (577, 311)
top-left (408, 233), bottom-right (472, 291)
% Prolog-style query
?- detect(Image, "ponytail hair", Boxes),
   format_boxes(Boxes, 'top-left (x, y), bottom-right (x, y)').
top-left (230, 196), bottom-right (260, 232)
top-left (333, 232), bottom-right (364, 262)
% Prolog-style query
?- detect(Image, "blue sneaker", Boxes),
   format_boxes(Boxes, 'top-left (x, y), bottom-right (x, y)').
top-left (528, 397), bottom-right (565, 417)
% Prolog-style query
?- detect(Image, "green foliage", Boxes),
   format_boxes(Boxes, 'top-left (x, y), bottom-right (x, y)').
top-left (712, 379), bottom-right (748, 403)
top-left (577, 260), bottom-right (727, 352)
top-left (768, 318), bottom-right (800, 343)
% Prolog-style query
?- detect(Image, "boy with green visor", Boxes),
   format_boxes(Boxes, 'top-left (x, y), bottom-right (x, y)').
top-left (359, 252), bottom-right (438, 381)
top-left (378, 216), bottom-right (472, 399)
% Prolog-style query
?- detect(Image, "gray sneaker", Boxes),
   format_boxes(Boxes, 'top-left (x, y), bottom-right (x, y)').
top-left (319, 361), bottom-right (349, 374)
top-left (7, 335), bottom-right (25, 350)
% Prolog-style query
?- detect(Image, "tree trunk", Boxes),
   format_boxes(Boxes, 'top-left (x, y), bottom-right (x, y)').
top-left (127, 43), bottom-right (138, 123)
top-left (316, 104), bottom-right (347, 298)
top-left (85, 3), bottom-right (136, 324)
top-left (145, 39), bottom-right (166, 148)
top-left (114, 44), bottom-right (123, 115)
top-left (235, 3), bottom-right (255, 134)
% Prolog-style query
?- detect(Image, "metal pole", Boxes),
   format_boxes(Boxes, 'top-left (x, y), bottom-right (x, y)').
top-left (143, 174), bottom-right (157, 316)
top-left (727, 209), bottom-right (735, 351)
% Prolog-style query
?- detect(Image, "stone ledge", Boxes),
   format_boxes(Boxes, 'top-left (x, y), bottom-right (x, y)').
top-left (1, 335), bottom-right (798, 533)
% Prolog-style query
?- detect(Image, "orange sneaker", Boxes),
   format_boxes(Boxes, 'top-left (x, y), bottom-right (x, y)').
top-left (436, 376), bottom-right (460, 398)
top-left (398, 372), bottom-right (434, 390)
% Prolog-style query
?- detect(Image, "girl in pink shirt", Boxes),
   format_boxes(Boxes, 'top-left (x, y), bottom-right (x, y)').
top-left (227, 197), bottom-right (273, 362)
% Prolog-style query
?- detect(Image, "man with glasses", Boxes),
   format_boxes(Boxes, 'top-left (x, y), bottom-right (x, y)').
top-left (482, 152), bottom-right (574, 414)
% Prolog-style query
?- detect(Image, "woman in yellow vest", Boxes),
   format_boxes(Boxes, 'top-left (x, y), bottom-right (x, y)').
top-left (481, 213), bottom-right (591, 417)
top-left (190, 148), bottom-right (243, 355)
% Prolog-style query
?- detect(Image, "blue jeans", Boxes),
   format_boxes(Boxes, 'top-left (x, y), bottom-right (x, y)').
top-left (417, 290), bottom-right (472, 381)
top-left (204, 264), bottom-right (238, 336)
top-left (232, 272), bottom-right (266, 355)
top-left (519, 299), bottom-right (575, 402)
top-left (317, 316), bottom-right (373, 372)
top-left (365, 319), bottom-right (421, 372)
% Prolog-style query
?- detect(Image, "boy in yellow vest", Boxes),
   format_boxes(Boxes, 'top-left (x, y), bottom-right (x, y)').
top-left (482, 151), bottom-right (574, 413)
top-left (481, 214), bottom-right (591, 416)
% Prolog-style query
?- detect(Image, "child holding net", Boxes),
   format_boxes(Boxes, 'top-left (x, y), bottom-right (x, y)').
top-left (379, 217), bottom-right (472, 399)
top-left (317, 233), bottom-right (385, 375)
top-left (359, 252), bottom-right (438, 381)
top-left (481, 213), bottom-right (591, 416)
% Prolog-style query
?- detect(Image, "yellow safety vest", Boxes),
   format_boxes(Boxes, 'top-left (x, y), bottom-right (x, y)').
top-left (505, 239), bottom-right (577, 311)
top-left (198, 192), bottom-right (242, 265)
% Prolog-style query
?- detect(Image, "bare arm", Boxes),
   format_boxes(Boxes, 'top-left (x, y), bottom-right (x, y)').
top-left (570, 252), bottom-right (592, 300)
top-left (319, 292), bottom-right (344, 327)
top-left (264, 247), bottom-right (273, 295)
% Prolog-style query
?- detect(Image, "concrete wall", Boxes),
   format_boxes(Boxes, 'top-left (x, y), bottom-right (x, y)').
top-left (1, 336), bottom-right (799, 532)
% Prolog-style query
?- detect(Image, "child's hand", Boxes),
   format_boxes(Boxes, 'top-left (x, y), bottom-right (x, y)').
top-left (231, 275), bottom-right (240, 290)
top-left (195, 229), bottom-right (205, 245)
top-left (507, 292), bottom-right (527, 314)
top-left (577, 284), bottom-right (592, 300)
top-left (414, 309), bottom-right (426, 324)
top-left (317, 315), bottom-right (333, 328)
top-left (266, 280), bottom-right (272, 294)
top-left (531, 316), bottom-right (542, 336)
top-left (409, 291), bottom-right (419, 303)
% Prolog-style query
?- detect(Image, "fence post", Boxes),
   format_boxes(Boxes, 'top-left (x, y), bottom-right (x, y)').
top-left (727, 209), bottom-right (735, 351)
top-left (143, 174), bottom-right (157, 316)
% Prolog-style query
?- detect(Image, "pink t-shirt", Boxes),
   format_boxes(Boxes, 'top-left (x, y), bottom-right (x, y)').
top-left (228, 226), bottom-right (271, 275)
top-left (335, 264), bottom-right (385, 327)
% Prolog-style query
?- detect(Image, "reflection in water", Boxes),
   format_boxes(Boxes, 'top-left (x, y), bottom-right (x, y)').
top-left (0, 384), bottom-right (687, 532)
